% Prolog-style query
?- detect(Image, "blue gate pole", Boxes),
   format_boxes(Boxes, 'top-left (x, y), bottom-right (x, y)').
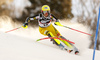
top-left (92, 6), bottom-right (100, 60)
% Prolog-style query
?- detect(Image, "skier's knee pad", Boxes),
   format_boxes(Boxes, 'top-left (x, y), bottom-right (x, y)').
top-left (46, 31), bottom-right (61, 45)
top-left (46, 31), bottom-right (54, 37)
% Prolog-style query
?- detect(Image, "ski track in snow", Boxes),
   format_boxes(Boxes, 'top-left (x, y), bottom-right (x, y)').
top-left (0, 20), bottom-right (100, 60)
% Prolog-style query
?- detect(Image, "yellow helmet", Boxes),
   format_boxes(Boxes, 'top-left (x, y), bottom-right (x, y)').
top-left (41, 5), bottom-right (50, 15)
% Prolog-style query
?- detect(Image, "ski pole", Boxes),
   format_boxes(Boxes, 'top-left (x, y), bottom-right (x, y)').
top-left (36, 37), bottom-right (75, 44)
top-left (60, 25), bottom-right (92, 36)
top-left (5, 26), bottom-right (22, 33)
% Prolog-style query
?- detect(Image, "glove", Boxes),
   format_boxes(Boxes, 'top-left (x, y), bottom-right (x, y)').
top-left (54, 22), bottom-right (63, 26)
top-left (22, 23), bottom-right (28, 29)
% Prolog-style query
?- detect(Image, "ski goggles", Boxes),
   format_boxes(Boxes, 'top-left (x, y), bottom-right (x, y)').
top-left (42, 11), bottom-right (50, 15)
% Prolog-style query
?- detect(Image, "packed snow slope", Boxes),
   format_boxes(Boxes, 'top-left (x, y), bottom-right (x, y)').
top-left (0, 20), bottom-right (100, 60)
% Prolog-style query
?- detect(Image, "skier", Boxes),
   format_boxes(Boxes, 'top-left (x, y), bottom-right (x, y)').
top-left (22, 5), bottom-right (79, 54)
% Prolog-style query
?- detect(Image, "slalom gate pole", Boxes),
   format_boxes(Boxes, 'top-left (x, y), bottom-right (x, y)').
top-left (61, 25), bottom-right (92, 36)
top-left (5, 26), bottom-right (22, 33)
top-left (92, 6), bottom-right (100, 60)
top-left (36, 37), bottom-right (75, 44)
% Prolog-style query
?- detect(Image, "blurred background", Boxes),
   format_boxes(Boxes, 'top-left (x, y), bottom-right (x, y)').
top-left (0, 0), bottom-right (100, 50)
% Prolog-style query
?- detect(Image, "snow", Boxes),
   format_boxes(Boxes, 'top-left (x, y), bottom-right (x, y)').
top-left (0, 20), bottom-right (100, 60)
top-left (0, 0), bottom-right (100, 59)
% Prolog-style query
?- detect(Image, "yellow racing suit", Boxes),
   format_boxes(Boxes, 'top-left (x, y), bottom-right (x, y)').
top-left (23, 13), bottom-right (73, 48)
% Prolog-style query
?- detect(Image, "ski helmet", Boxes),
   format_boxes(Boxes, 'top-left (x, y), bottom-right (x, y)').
top-left (41, 5), bottom-right (50, 15)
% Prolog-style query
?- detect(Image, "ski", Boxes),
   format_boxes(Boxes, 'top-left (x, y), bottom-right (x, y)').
top-left (36, 37), bottom-right (79, 55)
top-left (65, 49), bottom-right (79, 55)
